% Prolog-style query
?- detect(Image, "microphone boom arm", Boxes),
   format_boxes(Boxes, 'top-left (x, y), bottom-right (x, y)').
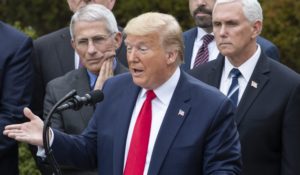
top-left (42, 89), bottom-right (77, 175)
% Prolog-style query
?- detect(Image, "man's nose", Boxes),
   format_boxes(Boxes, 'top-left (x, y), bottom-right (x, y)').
top-left (87, 40), bottom-right (97, 54)
top-left (194, 0), bottom-right (208, 6)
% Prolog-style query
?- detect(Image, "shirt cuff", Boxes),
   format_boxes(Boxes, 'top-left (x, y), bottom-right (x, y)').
top-left (36, 128), bottom-right (54, 158)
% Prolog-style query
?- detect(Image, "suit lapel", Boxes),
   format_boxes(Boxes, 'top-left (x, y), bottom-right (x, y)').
top-left (182, 28), bottom-right (197, 71)
top-left (206, 54), bottom-right (225, 88)
top-left (56, 27), bottom-right (74, 73)
top-left (113, 81), bottom-right (140, 175)
top-left (73, 68), bottom-right (94, 125)
top-left (235, 54), bottom-right (270, 126)
top-left (148, 72), bottom-right (191, 175)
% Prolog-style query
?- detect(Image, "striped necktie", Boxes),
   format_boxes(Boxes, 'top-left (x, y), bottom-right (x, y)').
top-left (193, 34), bottom-right (214, 68)
top-left (227, 68), bottom-right (241, 106)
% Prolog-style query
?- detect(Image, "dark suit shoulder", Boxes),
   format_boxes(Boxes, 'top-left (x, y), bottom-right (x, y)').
top-left (47, 68), bottom-right (87, 89)
top-left (188, 59), bottom-right (219, 79)
top-left (266, 57), bottom-right (300, 82)
top-left (257, 36), bottom-right (277, 49)
top-left (183, 27), bottom-right (197, 37)
top-left (0, 21), bottom-right (31, 48)
top-left (34, 27), bottom-right (70, 46)
top-left (183, 71), bottom-right (225, 99)
top-left (257, 36), bottom-right (280, 61)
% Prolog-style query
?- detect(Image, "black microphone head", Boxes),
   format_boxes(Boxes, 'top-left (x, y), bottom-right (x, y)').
top-left (88, 89), bottom-right (104, 105)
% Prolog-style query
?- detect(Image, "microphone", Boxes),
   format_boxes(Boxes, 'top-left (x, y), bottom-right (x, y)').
top-left (56, 89), bottom-right (104, 112)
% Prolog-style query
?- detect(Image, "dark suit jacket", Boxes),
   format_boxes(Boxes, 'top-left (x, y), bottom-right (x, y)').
top-left (0, 21), bottom-right (33, 175)
top-left (189, 53), bottom-right (300, 175)
top-left (50, 71), bottom-right (242, 175)
top-left (181, 27), bottom-right (280, 71)
top-left (42, 63), bottom-right (127, 175)
top-left (30, 26), bottom-right (127, 117)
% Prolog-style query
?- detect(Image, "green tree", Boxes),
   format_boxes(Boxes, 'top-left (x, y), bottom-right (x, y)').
top-left (114, 0), bottom-right (192, 30)
top-left (0, 0), bottom-right (71, 36)
top-left (261, 0), bottom-right (300, 72)
top-left (19, 143), bottom-right (41, 175)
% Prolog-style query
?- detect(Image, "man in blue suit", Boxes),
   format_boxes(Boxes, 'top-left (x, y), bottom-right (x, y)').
top-left (4, 11), bottom-right (241, 175)
top-left (189, 0), bottom-right (300, 174)
top-left (181, 0), bottom-right (280, 71)
top-left (0, 21), bottom-right (33, 175)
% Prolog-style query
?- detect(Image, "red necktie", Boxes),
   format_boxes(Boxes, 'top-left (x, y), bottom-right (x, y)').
top-left (193, 34), bottom-right (214, 68)
top-left (124, 90), bottom-right (156, 175)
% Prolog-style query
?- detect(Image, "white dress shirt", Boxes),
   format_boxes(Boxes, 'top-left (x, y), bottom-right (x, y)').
top-left (219, 45), bottom-right (261, 105)
top-left (124, 67), bottom-right (181, 175)
top-left (75, 51), bottom-right (80, 69)
top-left (190, 27), bottom-right (219, 69)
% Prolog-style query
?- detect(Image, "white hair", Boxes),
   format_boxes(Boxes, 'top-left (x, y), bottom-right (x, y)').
top-left (215, 0), bottom-right (263, 23)
top-left (70, 4), bottom-right (118, 39)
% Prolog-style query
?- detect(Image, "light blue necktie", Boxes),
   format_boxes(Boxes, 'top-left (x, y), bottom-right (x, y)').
top-left (227, 68), bottom-right (241, 106)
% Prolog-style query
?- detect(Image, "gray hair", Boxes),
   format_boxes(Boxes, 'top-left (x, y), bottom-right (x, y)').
top-left (215, 0), bottom-right (263, 23)
top-left (70, 4), bottom-right (118, 39)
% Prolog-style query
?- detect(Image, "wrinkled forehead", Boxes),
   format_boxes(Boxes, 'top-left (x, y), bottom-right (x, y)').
top-left (73, 20), bottom-right (110, 38)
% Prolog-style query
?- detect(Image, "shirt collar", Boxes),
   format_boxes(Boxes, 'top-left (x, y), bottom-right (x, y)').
top-left (140, 67), bottom-right (181, 105)
top-left (87, 69), bottom-right (98, 89)
top-left (223, 44), bottom-right (261, 82)
top-left (196, 27), bottom-right (214, 42)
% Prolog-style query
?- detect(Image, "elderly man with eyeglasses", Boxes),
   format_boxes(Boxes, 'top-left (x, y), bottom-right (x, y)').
top-left (40, 4), bottom-right (127, 175)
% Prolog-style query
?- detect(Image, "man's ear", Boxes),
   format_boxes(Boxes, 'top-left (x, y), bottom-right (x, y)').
top-left (251, 20), bottom-right (263, 39)
top-left (114, 32), bottom-right (122, 50)
top-left (107, 0), bottom-right (116, 10)
top-left (71, 39), bottom-right (76, 50)
top-left (166, 49), bottom-right (178, 65)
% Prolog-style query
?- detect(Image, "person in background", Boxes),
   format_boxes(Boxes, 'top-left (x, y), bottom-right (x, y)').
top-left (181, 0), bottom-right (280, 71)
top-left (30, 0), bottom-right (126, 118)
top-left (0, 21), bottom-right (33, 175)
top-left (189, 0), bottom-right (300, 174)
top-left (4, 11), bottom-right (242, 175)
top-left (30, 1), bottom-right (126, 174)
top-left (42, 4), bottom-right (127, 174)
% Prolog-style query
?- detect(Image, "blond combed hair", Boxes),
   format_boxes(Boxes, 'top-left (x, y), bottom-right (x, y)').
top-left (124, 12), bottom-right (184, 64)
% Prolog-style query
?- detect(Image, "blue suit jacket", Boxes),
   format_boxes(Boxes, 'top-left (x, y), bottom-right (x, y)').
top-left (0, 21), bottom-right (33, 175)
top-left (51, 71), bottom-right (241, 175)
top-left (189, 53), bottom-right (300, 175)
top-left (181, 27), bottom-right (280, 71)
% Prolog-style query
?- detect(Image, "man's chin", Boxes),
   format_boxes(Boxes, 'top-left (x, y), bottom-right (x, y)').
top-left (196, 23), bottom-right (212, 29)
top-left (194, 18), bottom-right (212, 29)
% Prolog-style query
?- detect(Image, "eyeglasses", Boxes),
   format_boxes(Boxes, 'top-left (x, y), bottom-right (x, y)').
top-left (75, 32), bottom-right (115, 50)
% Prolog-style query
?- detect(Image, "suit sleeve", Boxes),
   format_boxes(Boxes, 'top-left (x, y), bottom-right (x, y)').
top-left (281, 81), bottom-right (300, 174)
top-left (50, 110), bottom-right (98, 169)
top-left (264, 45), bottom-right (280, 62)
top-left (43, 83), bottom-right (65, 132)
top-left (0, 37), bottom-right (33, 158)
top-left (257, 36), bottom-right (280, 61)
top-left (203, 98), bottom-right (242, 175)
top-left (29, 42), bottom-right (46, 118)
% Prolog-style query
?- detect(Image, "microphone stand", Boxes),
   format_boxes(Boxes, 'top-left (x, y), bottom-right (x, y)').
top-left (42, 89), bottom-right (77, 175)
